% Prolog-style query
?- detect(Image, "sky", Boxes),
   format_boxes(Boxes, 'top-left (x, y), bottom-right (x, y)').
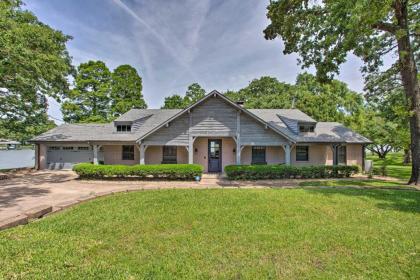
top-left (26, 0), bottom-right (368, 124)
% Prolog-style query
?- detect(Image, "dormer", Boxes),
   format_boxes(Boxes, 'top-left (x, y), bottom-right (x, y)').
top-left (114, 121), bottom-right (132, 133)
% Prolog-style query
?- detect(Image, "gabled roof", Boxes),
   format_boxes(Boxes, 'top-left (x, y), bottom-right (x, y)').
top-left (137, 90), bottom-right (296, 143)
top-left (31, 91), bottom-right (371, 144)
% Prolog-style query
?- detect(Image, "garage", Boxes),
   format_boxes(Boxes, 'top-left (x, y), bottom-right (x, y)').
top-left (46, 145), bottom-right (93, 169)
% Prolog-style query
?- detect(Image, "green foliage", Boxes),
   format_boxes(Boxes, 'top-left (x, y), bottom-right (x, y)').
top-left (111, 65), bottom-right (146, 117)
top-left (224, 164), bottom-right (359, 180)
top-left (73, 163), bottom-right (203, 180)
top-left (62, 62), bottom-right (147, 122)
top-left (0, 0), bottom-right (72, 142)
top-left (299, 179), bottom-right (406, 188)
top-left (162, 83), bottom-right (206, 109)
top-left (184, 83), bottom-right (205, 104)
top-left (225, 73), bottom-right (364, 127)
top-left (264, 0), bottom-right (419, 184)
top-left (162, 94), bottom-right (185, 109)
top-left (61, 61), bottom-right (112, 123)
top-left (367, 152), bottom-right (412, 180)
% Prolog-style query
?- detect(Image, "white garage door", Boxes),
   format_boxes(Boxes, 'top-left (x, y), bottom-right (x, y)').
top-left (47, 146), bottom-right (93, 169)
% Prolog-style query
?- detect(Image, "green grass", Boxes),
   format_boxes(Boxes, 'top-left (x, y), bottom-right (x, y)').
top-left (299, 179), bottom-right (407, 188)
top-left (367, 152), bottom-right (412, 180)
top-left (1, 189), bottom-right (419, 279)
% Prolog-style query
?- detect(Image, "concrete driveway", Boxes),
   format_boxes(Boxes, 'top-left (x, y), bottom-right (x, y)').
top-left (0, 170), bottom-right (206, 221)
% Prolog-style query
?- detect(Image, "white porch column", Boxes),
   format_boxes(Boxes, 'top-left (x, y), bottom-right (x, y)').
top-left (188, 110), bottom-right (193, 164)
top-left (93, 145), bottom-right (99, 165)
top-left (284, 144), bottom-right (291, 165)
top-left (236, 110), bottom-right (241, 165)
top-left (139, 144), bottom-right (145, 165)
top-left (188, 136), bottom-right (193, 164)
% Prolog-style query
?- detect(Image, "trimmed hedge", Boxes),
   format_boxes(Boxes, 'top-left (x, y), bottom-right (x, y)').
top-left (73, 163), bottom-right (203, 180)
top-left (224, 164), bottom-right (359, 180)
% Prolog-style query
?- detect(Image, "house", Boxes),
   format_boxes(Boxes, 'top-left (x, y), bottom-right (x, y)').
top-left (31, 91), bottom-right (371, 172)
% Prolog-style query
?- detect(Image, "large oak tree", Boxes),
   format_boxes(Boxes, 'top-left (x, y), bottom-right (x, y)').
top-left (264, 0), bottom-right (419, 184)
top-left (0, 0), bottom-right (72, 142)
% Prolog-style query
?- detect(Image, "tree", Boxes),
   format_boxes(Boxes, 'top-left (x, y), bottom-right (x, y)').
top-left (111, 65), bottom-right (146, 117)
top-left (365, 67), bottom-right (411, 163)
top-left (61, 61), bottom-right (111, 123)
top-left (264, 0), bottom-right (419, 184)
top-left (225, 76), bottom-right (294, 108)
top-left (184, 83), bottom-right (206, 104)
top-left (359, 110), bottom-right (405, 158)
top-left (225, 74), bottom-right (364, 128)
top-left (162, 94), bottom-right (185, 109)
top-left (0, 0), bottom-right (72, 141)
top-left (162, 83), bottom-right (206, 109)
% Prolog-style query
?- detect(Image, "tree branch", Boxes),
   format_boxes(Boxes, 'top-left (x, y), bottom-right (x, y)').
top-left (372, 22), bottom-right (398, 34)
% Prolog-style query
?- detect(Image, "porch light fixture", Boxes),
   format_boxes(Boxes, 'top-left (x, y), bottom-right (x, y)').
top-left (195, 148), bottom-right (198, 152)
top-left (233, 148), bottom-right (236, 153)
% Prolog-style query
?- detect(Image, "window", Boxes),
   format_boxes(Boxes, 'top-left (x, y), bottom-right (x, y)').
top-left (252, 146), bottom-right (266, 164)
top-left (299, 124), bottom-right (315, 132)
top-left (62, 146), bottom-right (74, 150)
top-left (122, 145), bottom-right (134, 160)
top-left (337, 145), bottom-right (347, 165)
top-left (48, 146), bottom-right (60, 151)
top-left (162, 146), bottom-right (177, 164)
top-left (116, 125), bottom-right (132, 132)
top-left (296, 146), bottom-right (309, 161)
top-left (78, 146), bottom-right (90, 151)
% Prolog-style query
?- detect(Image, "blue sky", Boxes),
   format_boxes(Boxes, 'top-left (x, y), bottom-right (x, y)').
top-left (26, 0), bottom-right (367, 123)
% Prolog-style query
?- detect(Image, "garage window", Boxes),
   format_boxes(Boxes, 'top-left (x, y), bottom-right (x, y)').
top-left (78, 147), bottom-right (90, 151)
top-left (62, 147), bottom-right (74, 150)
top-left (122, 145), bottom-right (134, 160)
top-left (48, 146), bottom-right (60, 151)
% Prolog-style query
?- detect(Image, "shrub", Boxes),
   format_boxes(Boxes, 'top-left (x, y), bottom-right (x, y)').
top-left (73, 163), bottom-right (203, 180)
top-left (224, 164), bottom-right (359, 180)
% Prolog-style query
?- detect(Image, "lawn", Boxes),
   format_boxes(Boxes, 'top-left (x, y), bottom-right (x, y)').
top-left (1, 189), bottom-right (419, 279)
top-left (299, 179), bottom-right (407, 188)
top-left (367, 152), bottom-right (412, 180)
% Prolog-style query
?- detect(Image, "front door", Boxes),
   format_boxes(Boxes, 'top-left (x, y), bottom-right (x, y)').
top-left (208, 139), bottom-right (222, 172)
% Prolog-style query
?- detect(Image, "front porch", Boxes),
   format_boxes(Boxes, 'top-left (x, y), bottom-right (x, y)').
top-left (87, 141), bottom-right (362, 173)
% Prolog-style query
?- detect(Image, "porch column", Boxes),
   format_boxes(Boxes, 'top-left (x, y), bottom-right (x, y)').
top-left (93, 145), bottom-right (99, 165)
top-left (236, 110), bottom-right (241, 165)
top-left (188, 110), bottom-right (193, 164)
top-left (284, 144), bottom-right (291, 165)
top-left (139, 144), bottom-right (145, 165)
top-left (188, 136), bottom-right (193, 164)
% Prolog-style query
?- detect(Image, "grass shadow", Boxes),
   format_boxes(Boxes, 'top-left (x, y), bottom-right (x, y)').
top-left (304, 187), bottom-right (420, 214)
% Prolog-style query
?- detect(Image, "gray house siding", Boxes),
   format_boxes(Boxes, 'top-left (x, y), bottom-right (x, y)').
top-left (190, 97), bottom-right (237, 136)
top-left (143, 114), bottom-right (189, 145)
top-left (240, 114), bottom-right (288, 145)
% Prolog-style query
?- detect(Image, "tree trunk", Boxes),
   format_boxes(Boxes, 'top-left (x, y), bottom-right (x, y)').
top-left (395, 1), bottom-right (420, 185)
top-left (403, 148), bottom-right (411, 165)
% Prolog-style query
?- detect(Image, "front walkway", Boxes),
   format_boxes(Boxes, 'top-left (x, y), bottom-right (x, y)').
top-left (0, 170), bottom-right (416, 227)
